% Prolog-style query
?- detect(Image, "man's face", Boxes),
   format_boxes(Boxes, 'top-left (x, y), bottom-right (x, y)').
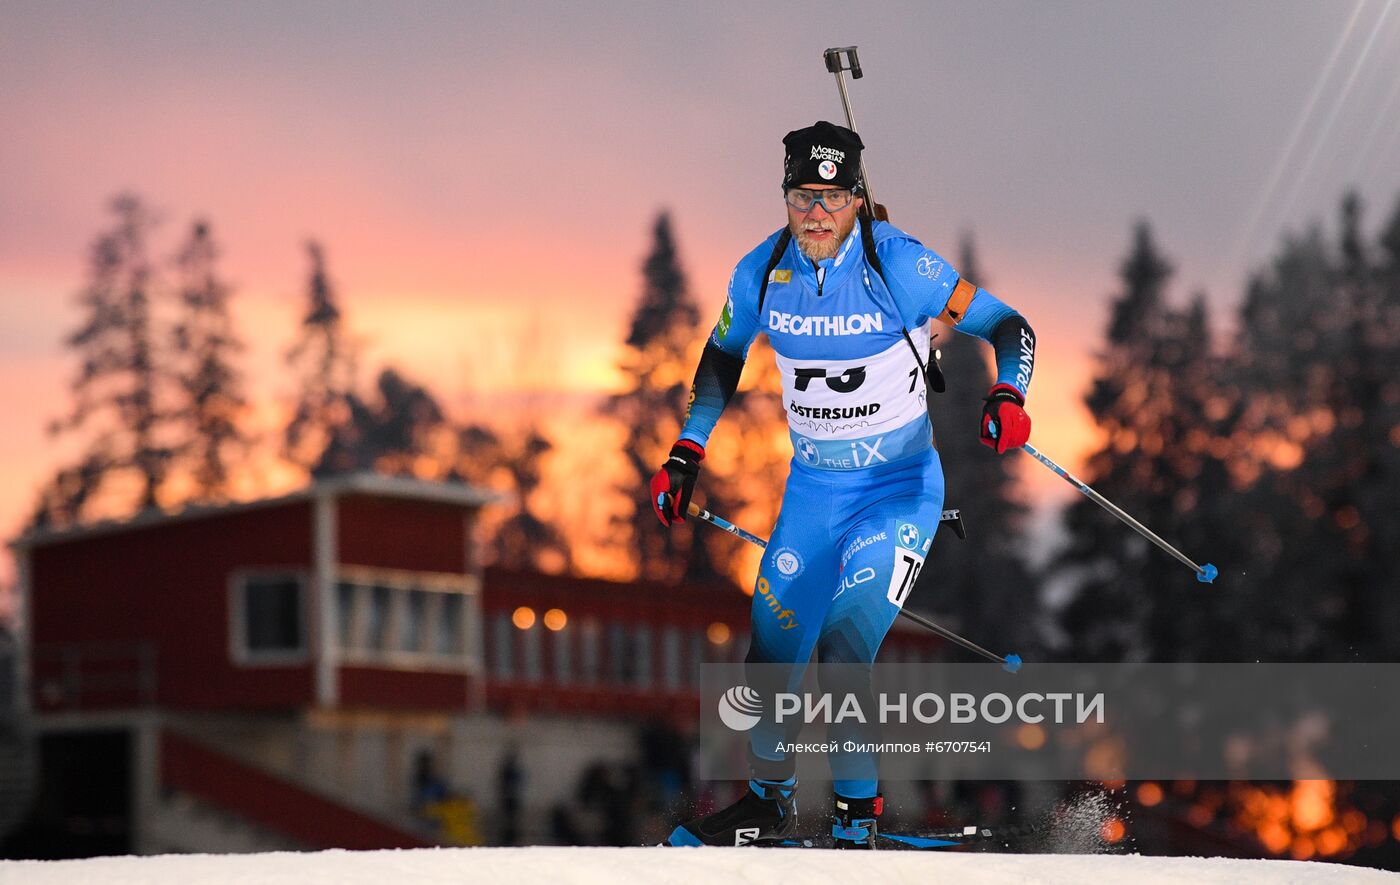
top-left (787, 184), bottom-right (864, 262)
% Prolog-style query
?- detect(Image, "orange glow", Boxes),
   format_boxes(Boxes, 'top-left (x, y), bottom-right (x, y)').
top-left (707, 622), bottom-right (731, 645)
top-left (1187, 804), bottom-right (1214, 828)
top-left (1392, 814), bottom-right (1400, 842)
top-left (1367, 821), bottom-right (1387, 846)
top-left (1083, 739), bottom-right (1127, 781)
top-left (1229, 780), bottom-right (1359, 859)
top-left (1316, 827), bottom-right (1347, 856)
top-left (1101, 818), bottom-right (1126, 844)
top-left (543, 608), bottom-right (567, 631)
top-left (1016, 723), bottom-right (1046, 750)
top-left (1341, 810), bottom-right (1366, 836)
top-left (511, 606), bottom-right (536, 630)
top-left (1136, 782), bottom-right (1163, 807)
top-left (1258, 821), bottom-right (1291, 854)
top-left (1291, 780), bottom-right (1334, 831)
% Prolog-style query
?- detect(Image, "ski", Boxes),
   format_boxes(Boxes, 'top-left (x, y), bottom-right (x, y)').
top-left (759, 825), bottom-right (998, 850)
top-left (664, 823), bottom-right (1007, 850)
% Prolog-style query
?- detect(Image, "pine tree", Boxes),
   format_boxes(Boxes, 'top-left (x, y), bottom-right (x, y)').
top-left (1364, 195), bottom-right (1400, 654)
top-left (604, 213), bottom-right (732, 585)
top-left (40, 194), bottom-right (174, 525)
top-left (919, 234), bottom-right (1036, 652)
top-left (493, 426), bottom-right (574, 573)
top-left (336, 367), bottom-right (450, 475)
top-left (170, 220), bottom-right (249, 500)
top-left (1054, 222), bottom-right (1232, 661)
top-left (1231, 194), bottom-right (1400, 658)
top-left (285, 241), bottom-right (359, 475)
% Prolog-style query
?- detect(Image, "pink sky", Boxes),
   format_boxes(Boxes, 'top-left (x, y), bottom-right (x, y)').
top-left (4, 2), bottom-right (1399, 592)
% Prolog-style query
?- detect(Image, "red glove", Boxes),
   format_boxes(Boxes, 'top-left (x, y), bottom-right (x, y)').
top-left (650, 440), bottom-right (704, 526)
top-left (979, 383), bottom-right (1031, 453)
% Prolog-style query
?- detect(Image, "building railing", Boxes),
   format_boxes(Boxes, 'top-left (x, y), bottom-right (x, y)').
top-left (160, 730), bottom-right (433, 850)
top-left (31, 641), bottom-right (157, 711)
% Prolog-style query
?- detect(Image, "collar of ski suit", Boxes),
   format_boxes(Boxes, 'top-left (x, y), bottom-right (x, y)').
top-left (791, 218), bottom-right (867, 293)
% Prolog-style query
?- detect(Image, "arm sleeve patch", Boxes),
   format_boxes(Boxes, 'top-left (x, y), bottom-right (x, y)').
top-left (936, 278), bottom-right (977, 327)
top-left (989, 313), bottom-right (1036, 396)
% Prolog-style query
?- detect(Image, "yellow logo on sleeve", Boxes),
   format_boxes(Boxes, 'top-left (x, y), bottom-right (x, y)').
top-left (769, 269), bottom-right (791, 284)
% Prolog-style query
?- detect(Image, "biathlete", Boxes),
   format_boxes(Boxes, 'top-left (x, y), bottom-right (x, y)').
top-left (653, 121), bottom-right (1036, 848)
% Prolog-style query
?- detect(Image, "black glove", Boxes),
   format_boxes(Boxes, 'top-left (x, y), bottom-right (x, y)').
top-left (650, 440), bottom-right (704, 527)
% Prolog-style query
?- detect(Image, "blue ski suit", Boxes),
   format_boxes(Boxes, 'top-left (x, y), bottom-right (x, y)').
top-left (680, 218), bottom-right (1035, 798)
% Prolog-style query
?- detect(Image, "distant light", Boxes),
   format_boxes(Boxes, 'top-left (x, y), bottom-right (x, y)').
top-left (512, 607), bottom-right (536, 630)
top-left (543, 608), bottom-right (567, 631)
top-left (1100, 817), bottom-right (1126, 844)
top-left (707, 622), bottom-right (731, 645)
top-left (1137, 782), bottom-right (1164, 807)
top-left (1291, 836), bottom-right (1316, 861)
top-left (1015, 723), bottom-right (1045, 750)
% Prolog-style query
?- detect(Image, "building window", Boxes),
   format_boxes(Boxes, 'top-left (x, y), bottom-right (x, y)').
top-left (234, 573), bottom-right (307, 662)
top-left (689, 629), bottom-right (705, 687)
top-left (662, 627), bottom-right (681, 691)
top-left (552, 628), bottom-right (572, 685)
top-left (633, 624), bottom-right (652, 689)
top-left (437, 593), bottom-right (463, 656)
top-left (493, 611), bottom-right (514, 679)
top-left (579, 618), bottom-right (599, 685)
top-left (331, 569), bottom-right (477, 669)
top-left (522, 623), bottom-right (542, 683)
top-left (607, 622), bottom-right (629, 685)
top-left (367, 585), bottom-right (393, 651)
top-left (337, 581), bottom-right (361, 651)
top-left (401, 589), bottom-right (428, 654)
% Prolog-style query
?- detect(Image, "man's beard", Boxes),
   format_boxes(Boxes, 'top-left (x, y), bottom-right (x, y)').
top-left (793, 216), bottom-right (854, 261)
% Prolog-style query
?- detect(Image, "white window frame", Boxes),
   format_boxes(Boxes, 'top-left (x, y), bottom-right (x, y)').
top-left (229, 569), bottom-right (311, 666)
top-left (333, 566), bottom-right (476, 672)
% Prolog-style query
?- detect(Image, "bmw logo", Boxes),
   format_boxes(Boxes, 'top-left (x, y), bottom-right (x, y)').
top-left (898, 523), bottom-right (921, 549)
top-left (796, 437), bottom-right (819, 465)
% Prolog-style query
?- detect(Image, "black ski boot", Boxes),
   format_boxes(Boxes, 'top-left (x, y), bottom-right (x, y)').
top-left (831, 793), bottom-right (882, 848)
top-left (667, 778), bottom-right (797, 846)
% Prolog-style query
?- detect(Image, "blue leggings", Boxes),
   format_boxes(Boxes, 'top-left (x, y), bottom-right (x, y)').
top-left (746, 448), bottom-right (944, 798)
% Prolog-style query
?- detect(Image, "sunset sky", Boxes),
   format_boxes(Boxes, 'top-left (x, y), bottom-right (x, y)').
top-left (3, 1), bottom-right (1400, 588)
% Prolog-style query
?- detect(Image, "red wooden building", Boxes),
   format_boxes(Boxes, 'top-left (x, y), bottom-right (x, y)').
top-left (7, 471), bottom-right (941, 856)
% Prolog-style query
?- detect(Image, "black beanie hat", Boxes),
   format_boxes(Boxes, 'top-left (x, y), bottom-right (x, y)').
top-left (782, 121), bottom-right (864, 190)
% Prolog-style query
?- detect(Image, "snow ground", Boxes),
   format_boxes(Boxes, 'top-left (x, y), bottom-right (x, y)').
top-left (2, 847), bottom-right (1396, 885)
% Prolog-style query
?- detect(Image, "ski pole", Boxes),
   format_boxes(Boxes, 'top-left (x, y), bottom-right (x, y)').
top-left (683, 500), bottom-right (1023, 673)
top-left (1020, 443), bottom-right (1219, 584)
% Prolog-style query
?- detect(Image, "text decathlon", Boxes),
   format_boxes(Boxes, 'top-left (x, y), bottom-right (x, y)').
top-left (769, 311), bottom-right (884, 336)
top-left (772, 692), bottom-right (1106, 725)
